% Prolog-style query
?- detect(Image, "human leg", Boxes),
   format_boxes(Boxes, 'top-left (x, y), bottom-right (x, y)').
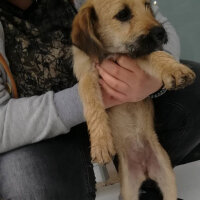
top-left (0, 123), bottom-right (95, 200)
top-left (154, 60), bottom-right (200, 166)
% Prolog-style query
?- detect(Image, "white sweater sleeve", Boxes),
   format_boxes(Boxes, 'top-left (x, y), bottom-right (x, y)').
top-left (0, 22), bottom-right (85, 153)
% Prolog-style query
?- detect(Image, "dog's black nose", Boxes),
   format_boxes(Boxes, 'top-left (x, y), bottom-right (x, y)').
top-left (149, 26), bottom-right (168, 44)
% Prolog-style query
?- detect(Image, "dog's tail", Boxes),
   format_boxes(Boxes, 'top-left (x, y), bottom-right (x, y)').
top-left (139, 179), bottom-right (183, 200)
top-left (119, 136), bottom-right (177, 200)
top-left (139, 179), bottom-right (163, 200)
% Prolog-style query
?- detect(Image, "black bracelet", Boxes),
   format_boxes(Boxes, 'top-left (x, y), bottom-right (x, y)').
top-left (149, 86), bottom-right (167, 99)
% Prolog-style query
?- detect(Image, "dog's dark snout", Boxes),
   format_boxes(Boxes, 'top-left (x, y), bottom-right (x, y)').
top-left (150, 26), bottom-right (167, 44)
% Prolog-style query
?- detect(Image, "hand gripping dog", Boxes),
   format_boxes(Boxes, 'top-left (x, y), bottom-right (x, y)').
top-left (71, 0), bottom-right (196, 199)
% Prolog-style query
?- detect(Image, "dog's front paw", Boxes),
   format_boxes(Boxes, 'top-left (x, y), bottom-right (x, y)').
top-left (91, 133), bottom-right (116, 164)
top-left (162, 63), bottom-right (196, 90)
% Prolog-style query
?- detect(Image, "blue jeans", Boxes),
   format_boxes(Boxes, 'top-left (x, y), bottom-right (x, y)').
top-left (0, 60), bottom-right (200, 200)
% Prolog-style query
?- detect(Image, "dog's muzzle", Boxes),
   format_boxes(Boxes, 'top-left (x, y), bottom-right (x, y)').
top-left (127, 26), bottom-right (168, 58)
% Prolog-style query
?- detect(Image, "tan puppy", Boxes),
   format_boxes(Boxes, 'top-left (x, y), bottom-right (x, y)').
top-left (71, 0), bottom-right (196, 199)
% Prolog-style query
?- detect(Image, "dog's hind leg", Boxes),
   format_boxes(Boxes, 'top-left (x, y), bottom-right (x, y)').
top-left (147, 137), bottom-right (177, 200)
top-left (108, 102), bottom-right (177, 200)
top-left (119, 154), bottom-right (146, 200)
top-left (121, 137), bottom-right (177, 200)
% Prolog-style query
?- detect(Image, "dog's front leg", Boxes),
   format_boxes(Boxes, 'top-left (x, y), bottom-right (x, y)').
top-left (137, 51), bottom-right (196, 90)
top-left (79, 73), bottom-right (116, 163)
top-left (73, 47), bottom-right (115, 164)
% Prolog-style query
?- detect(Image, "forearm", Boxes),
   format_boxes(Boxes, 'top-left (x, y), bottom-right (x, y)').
top-left (0, 83), bottom-right (85, 153)
top-left (0, 21), bottom-right (85, 153)
top-left (54, 84), bottom-right (84, 129)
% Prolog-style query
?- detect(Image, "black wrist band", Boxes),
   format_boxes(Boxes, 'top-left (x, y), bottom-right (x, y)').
top-left (149, 86), bottom-right (167, 99)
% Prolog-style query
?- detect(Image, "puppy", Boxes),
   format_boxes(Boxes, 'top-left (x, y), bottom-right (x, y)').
top-left (71, 0), bottom-right (196, 199)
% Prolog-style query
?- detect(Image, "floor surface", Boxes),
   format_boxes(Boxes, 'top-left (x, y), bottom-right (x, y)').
top-left (96, 161), bottom-right (200, 200)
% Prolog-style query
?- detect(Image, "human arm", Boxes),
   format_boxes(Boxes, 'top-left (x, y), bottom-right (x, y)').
top-left (97, 57), bottom-right (163, 108)
top-left (73, 0), bottom-right (86, 10)
top-left (152, 4), bottom-right (180, 61)
top-left (0, 84), bottom-right (84, 153)
top-left (97, 4), bottom-right (181, 107)
top-left (0, 23), bottom-right (84, 153)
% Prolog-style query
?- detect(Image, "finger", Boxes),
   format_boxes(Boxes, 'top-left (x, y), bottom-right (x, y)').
top-left (98, 60), bottom-right (134, 84)
top-left (116, 55), bottom-right (143, 74)
top-left (101, 88), bottom-right (122, 109)
top-left (97, 66), bottom-right (129, 93)
top-left (99, 79), bottom-right (127, 102)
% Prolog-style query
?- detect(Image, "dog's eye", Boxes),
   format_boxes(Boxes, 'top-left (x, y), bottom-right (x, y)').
top-left (145, 2), bottom-right (151, 10)
top-left (114, 6), bottom-right (133, 22)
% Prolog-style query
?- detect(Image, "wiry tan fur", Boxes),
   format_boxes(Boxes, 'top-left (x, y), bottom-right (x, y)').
top-left (71, 0), bottom-right (196, 199)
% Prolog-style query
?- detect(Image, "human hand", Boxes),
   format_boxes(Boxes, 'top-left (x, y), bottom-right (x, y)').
top-left (96, 55), bottom-right (163, 109)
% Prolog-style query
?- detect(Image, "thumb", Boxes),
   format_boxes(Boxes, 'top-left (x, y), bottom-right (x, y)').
top-left (116, 55), bottom-right (142, 73)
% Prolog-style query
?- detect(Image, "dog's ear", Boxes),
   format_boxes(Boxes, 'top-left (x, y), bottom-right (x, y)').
top-left (71, 5), bottom-right (104, 59)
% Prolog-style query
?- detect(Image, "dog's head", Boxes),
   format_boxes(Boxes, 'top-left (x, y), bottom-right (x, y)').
top-left (71, 0), bottom-right (168, 59)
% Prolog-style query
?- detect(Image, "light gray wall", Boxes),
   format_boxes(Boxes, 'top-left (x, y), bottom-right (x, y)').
top-left (158, 0), bottom-right (200, 62)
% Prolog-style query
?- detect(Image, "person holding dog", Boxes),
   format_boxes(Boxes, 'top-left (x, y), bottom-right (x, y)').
top-left (0, 0), bottom-right (199, 199)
